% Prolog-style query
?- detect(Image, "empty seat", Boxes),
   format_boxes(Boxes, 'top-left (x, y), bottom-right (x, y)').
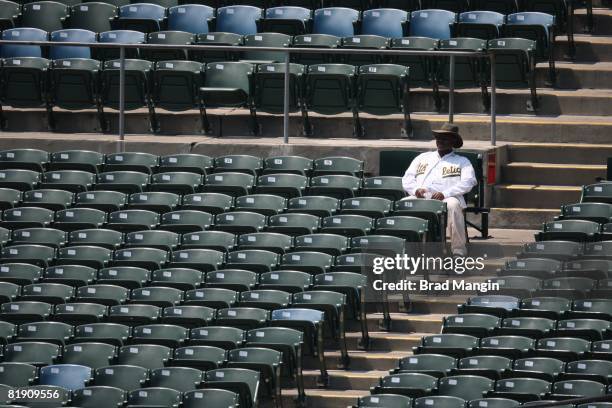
top-left (21, 189), bottom-right (73, 210)
top-left (130, 286), bottom-right (183, 307)
top-left (242, 33), bottom-right (291, 63)
top-left (261, 6), bottom-right (312, 36)
top-left (519, 241), bottom-right (583, 261)
top-left (11, 227), bottom-right (66, 248)
top-left (50, 29), bottom-right (96, 60)
top-left (372, 372), bottom-right (438, 398)
top-left (4, 341), bottom-right (60, 366)
top-left (184, 287), bottom-right (238, 309)
top-left (124, 230), bottom-right (179, 251)
top-left (415, 333), bottom-right (479, 358)
top-left (181, 230), bottom-right (236, 252)
top-left (1, 244), bottom-right (55, 267)
top-left (410, 9), bottom-right (455, 39)
top-left (117, 344), bottom-right (171, 369)
top-left (458, 295), bottom-right (520, 318)
top-left (21, 1), bottom-right (69, 32)
top-left (150, 267), bottom-right (203, 290)
top-left (97, 266), bottom-right (149, 289)
top-left (61, 342), bottom-right (116, 369)
top-left (97, 29), bottom-right (146, 61)
top-left (216, 307), bottom-right (269, 330)
top-left (512, 357), bottom-right (565, 382)
top-left (234, 195), bottom-right (287, 216)
top-left (142, 30), bottom-right (194, 62)
top-left (20, 283), bottom-right (74, 305)
top-left (189, 325), bottom-right (244, 349)
top-left (71, 386), bottom-right (127, 408)
top-left (456, 11), bottom-right (504, 40)
top-left (127, 192), bottom-right (180, 213)
top-left (108, 304), bottom-right (160, 326)
top-left (159, 154), bottom-right (213, 175)
top-left (149, 366), bottom-right (203, 391)
top-left (280, 251), bottom-right (333, 275)
top-left (443, 313), bottom-right (501, 338)
top-left (131, 323), bottom-right (188, 348)
top-left (54, 208), bottom-right (106, 231)
top-left (479, 335), bottom-right (535, 359)
top-left (113, 3), bottom-right (166, 33)
top-left (73, 322), bottom-right (130, 346)
top-left (112, 247), bottom-right (168, 270)
top-left (191, 32), bottom-right (243, 63)
top-left (203, 172), bottom-right (255, 197)
top-left (256, 173), bottom-right (308, 198)
top-left (0, 263), bottom-right (43, 286)
top-left (38, 363), bottom-right (91, 391)
top-left (0, 362), bottom-right (38, 387)
top-left (169, 248), bottom-right (224, 272)
top-left (294, 233), bottom-right (348, 256)
top-left (202, 367), bottom-right (260, 408)
top-left (54, 302), bottom-right (107, 325)
top-left (75, 190), bottom-right (127, 212)
top-left (161, 305), bottom-right (215, 327)
top-left (56, 245), bottom-right (112, 269)
top-left (0, 188), bottom-right (21, 210)
top-left (76, 284), bottom-right (129, 306)
top-left (168, 4), bottom-right (214, 34)
top-left (215, 5), bottom-right (262, 35)
top-left (93, 365), bottom-right (148, 391)
top-left (172, 345), bottom-right (226, 370)
top-left (107, 209), bottom-right (159, 232)
top-left (183, 389), bottom-right (240, 408)
top-left (259, 270), bottom-right (313, 293)
top-left (488, 377), bottom-right (551, 402)
top-left (536, 337), bottom-right (591, 361)
top-left (321, 214), bottom-right (373, 237)
top-left (106, 153), bottom-right (159, 173)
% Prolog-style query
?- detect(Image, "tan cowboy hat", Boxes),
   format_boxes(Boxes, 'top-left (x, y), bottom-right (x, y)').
top-left (432, 122), bottom-right (463, 149)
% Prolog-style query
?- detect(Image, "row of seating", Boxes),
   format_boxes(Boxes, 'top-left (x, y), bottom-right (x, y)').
top-left (0, 150), bottom-right (366, 175)
top-left (0, 380), bottom-right (245, 407)
top-left (371, 374), bottom-right (611, 402)
top-left (460, 294), bottom-right (611, 320)
top-left (0, 2), bottom-right (558, 38)
top-left (355, 395), bottom-right (607, 408)
top-left (516, 240), bottom-right (612, 261)
top-left (498, 258), bottom-right (612, 280)
top-left (484, 276), bottom-right (611, 299)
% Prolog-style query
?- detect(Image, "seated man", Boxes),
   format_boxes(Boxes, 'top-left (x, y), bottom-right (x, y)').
top-left (401, 123), bottom-right (477, 256)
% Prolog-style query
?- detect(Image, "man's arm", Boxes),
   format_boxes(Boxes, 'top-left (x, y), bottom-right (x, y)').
top-left (401, 155), bottom-right (422, 196)
top-left (441, 160), bottom-right (478, 199)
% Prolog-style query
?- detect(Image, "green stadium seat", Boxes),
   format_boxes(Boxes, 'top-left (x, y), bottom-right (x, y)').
top-left (537, 277), bottom-right (595, 299)
top-left (111, 247), bottom-right (168, 270)
top-left (536, 220), bottom-right (601, 242)
top-left (234, 194), bottom-right (286, 216)
top-left (350, 234), bottom-right (406, 256)
top-left (309, 175), bottom-right (361, 199)
top-left (512, 357), bottom-right (565, 382)
top-left (68, 2), bottom-right (117, 32)
top-left (0, 188), bottom-right (21, 210)
top-left (53, 302), bottom-right (107, 325)
top-left (0, 281), bottom-right (20, 304)
top-left (554, 318), bottom-right (611, 341)
top-left (454, 356), bottom-right (512, 380)
top-left (126, 387), bottom-right (182, 407)
top-left (479, 335), bottom-right (535, 358)
top-left (130, 323), bottom-right (188, 348)
top-left (127, 192), bottom-right (180, 213)
top-left (536, 337), bottom-right (591, 361)
top-left (14, 321), bottom-right (72, 346)
top-left (488, 377), bottom-right (551, 402)
top-left (11, 228), bottom-right (66, 248)
top-left (320, 214), bottom-right (373, 237)
top-left (20, 189), bottom-right (73, 211)
top-left (149, 172), bottom-right (203, 195)
top-left (312, 271), bottom-right (367, 333)
top-left (124, 230), bottom-right (179, 251)
top-left (437, 375), bottom-right (494, 400)
top-left (1, 244), bottom-right (55, 267)
top-left (142, 31), bottom-right (194, 62)
top-left (169, 249), bottom-right (225, 272)
top-left (557, 202), bottom-right (612, 224)
top-left (149, 267), bottom-right (203, 290)
top-left (106, 209), bottom-right (159, 232)
top-left (0, 0), bottom-right (21, 32)
top-left (458, 296), bottom-right (520, 318)
top-left (129, 286), bottom-right (183, 307)
top-left (569, 299), bottom-right (612, 320)
top-left (204, 173), bottom-right (255, 197)
top-left (237, 232), bottom-right (292, 254)
top-left (256, 174), bottom-right (308, 199)
top-left (159, 210), bottom-right (214, 233)
top-left (294, 233), bottom-right (348, 256)
top-left (362, 176), bottom-right (405, 201)
top-left (0, 301), bottom-right (51, 324)
top-left (562, 359), bottom-right (612, 385)
top-left (41, 170), bottom-right (95, 193)
top-left (312, 156), bottom-right (362, 177)
top-left (181, 192), bottom-right (233, 215)
top-left (0, 362), bottom-right (38, 387)
top-left (442, 313), bottom-right (501, 338)
top-left (161, 305), bottom-right (215, 327)
top-left (497, 316), bottom-right (555, 338)
top-left (374, 215), bottom-right (429, 242)
top-left (414, 334), bottom-right (479, 358)
top-left (148, 367), bottom-right (203, 392)
top-left (71, 386), bottom-right (126, 408)
top-left (394, 198), bottom-right (447, 241)
top-left (159, 154), bottom-right (213, 175)
top-left (241, 32), bottom-right (291, 63)
top-left (20, 283), bottom-right (74, 305)
top-left (214, 155), bottom-right (262, 176)
top-left (54, 208), bottom-right (107, 232)
top-left (4, 341), bottom-right (60, 366)
top-left (213, 211), bottom-right (265, 234)
top-left (56, 245), bottom-right (112, 269)
top-left (215, 307), bottom-right (269, 330)
top-left (259, 270), bottom-right (313, 293)
top-left (279, 251), bottom-right (333, 275)
top-left (2, 207), bottom-right (54, 230)
top-left (116, 344), bottom-right (171, 369)
top-left (97, 266), bottom-right (149, 289)
top-left (487, 38), bottom-right (538, 111)
top-left (227, 347), bottom-right (283, 406)
top-left (61, 342), bottom-right (116, 369)
top-left (358, 394), bottom-right (413, 408)
top-left (21, 1), bottom-right (69, 32)
top-left (182, 389), bottom-right (240, 408)
top-left (291, 34), bottom-right (341, 66)
top-left (0, 263), bottom-right (43, 286)
top-left (393, 354), bottom-right (457, 378)
top-left (108, 304), bottom-right (161, 326)
top-left (75, 190), bottom-right (127, 212)
top-left (96, 171), bottom-right (150, 194)
top-left (549, 379), bottom-right (606, 399)
top-left (266, 213), bottom-right (319, 236)
top-left (189, 326), bottom-right (244, 349)
top-left (49, 150), bottom-right (104, 173)
top-left (340, 197), bottom-right (392, 218)
top-left (200, 62), bottom-right (257, 135)
top-left (205, 269), bottom-right (258, 292)
top-left (518, 241), bottom-right (582, 261)
top-left (201, 368), bottom-right (260, 408)
top-left (105, 152), bottom-right (157, 173)
top-left (581, 183), bottom-right (612, 204)
top-left (414, 396), bottom-right (466, 408)
top-left (181, 230), bottom-right (236, 252)
top-left (73, 322), bottom-right (131, 346)
top-left (191, 32), bottom-right (243, 63)
top-left (261, 6), bottom-right (312, 36)
top-left (93, 365), bottom-right (149, 391)
top-left (372, 372), bottom-right (438, 398)
top-left (287, 196), bottom-right (339, 217)
top-left (0, 169), bottom-right (40, 191)
top-left (76, 284), bottom-right (129, 306)
top-left (485, 276), bottom-right (541, 298)
top-left (563, 259), bottom-right (611, 280)
top-left (184, 288), bottom-right (238, 309)
top-left (100, 59), bottom-right (157, 132)
top-left (517, 296), bottom-right (571, 320)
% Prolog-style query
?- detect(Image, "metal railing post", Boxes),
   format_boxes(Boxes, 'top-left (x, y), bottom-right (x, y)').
top-left (448, 54), bottom-right (455, 123)
top-left (490, 53), bottom-right (496, 146)
top-left (283, 51), bottom-right (290, 144)
top-left (118, 46), bottom-right (126, 149)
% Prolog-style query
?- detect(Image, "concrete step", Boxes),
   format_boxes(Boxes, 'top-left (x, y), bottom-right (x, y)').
top-left (304, 350), bottom-right (413, 371)
top-left (507, 143), bottom-right (612, 164)
top-left (536, 61), bottom-right (612, 89)
top-left (501, 162), bottom-right (605, 185)
top-left (555, 35), bottom-right (612, 62)
top-left (576, 8), bottom-right (612, 35)
top-left (489, 207), bottom-right (558, 229)
top-left (493, 184), bottom-right (582, 208)
top-left (302, 369), bottom-right (386, 390)
top-left (279, 389), bottom-right (368, 408)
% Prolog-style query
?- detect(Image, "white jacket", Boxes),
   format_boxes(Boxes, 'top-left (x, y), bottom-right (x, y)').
top-left (401, 150), bottom-right (477, 208)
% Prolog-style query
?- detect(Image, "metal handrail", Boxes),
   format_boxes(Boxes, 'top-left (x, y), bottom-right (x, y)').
top-left (0, 38), bottom-right (499, 146)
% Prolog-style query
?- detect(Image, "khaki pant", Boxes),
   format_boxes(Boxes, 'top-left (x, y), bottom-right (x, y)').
top-left (408, 196), bottom-right (467, 255)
